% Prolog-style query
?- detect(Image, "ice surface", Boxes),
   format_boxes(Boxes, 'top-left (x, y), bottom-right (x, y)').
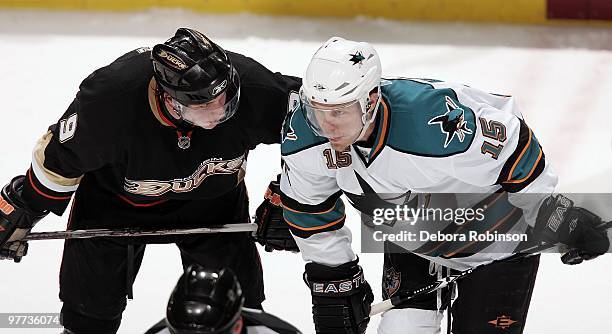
top-left (0, 9), bottom-right (611, 334)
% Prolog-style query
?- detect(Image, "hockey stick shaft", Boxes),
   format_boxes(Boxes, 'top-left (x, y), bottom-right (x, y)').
top-left (23, 223), bottom-right (258, 241)
top-left (370, 220), bottom-right (612, 316)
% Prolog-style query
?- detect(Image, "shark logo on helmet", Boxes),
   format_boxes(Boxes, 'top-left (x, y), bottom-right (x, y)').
top-left (349, 51), bottom-right (366, 66)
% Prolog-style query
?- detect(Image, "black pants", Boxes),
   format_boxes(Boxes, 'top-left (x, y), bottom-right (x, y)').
top-left (383, 250), bottom-right (540, 334)
top-left (59, 180), bottom-right (264, 334)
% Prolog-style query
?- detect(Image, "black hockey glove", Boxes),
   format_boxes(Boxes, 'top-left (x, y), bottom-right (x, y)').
top-left (535, 194), bottom-right (609, 265)
top-left (0, 176), bottom-right (49, 262)
top-left (254, 177), bottom-right (299, 252)
top-left (304, 258), bottom-right (374, 334)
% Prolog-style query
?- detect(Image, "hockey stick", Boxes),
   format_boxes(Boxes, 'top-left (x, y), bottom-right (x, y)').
top-left (370, 220), bottom-right (612, 316)
top-left (370, 268), bottom-right (472, 316)
top-left (22, 223), bottom-right (258, 241)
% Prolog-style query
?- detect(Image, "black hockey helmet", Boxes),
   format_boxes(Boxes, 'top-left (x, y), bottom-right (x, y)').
top-left (166, 264), bottom-right (244, 334)
top-left (151, 28), bottom-right (240, 106)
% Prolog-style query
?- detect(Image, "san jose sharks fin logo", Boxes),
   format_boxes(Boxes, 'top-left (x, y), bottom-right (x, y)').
top-left (428, 96), bottom-right (473, 148)
top-left (282, 91), bottom-right (300, 143)
top-left (349, 51), bottom-right (366, 66)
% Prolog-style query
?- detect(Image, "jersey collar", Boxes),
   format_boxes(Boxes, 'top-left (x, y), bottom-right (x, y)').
top-left (353, 97), bottom-right (391, 166)
top-left (147, 78), bottom-right (196, 131)
top-left (147, 77), bottom-right (177, 127)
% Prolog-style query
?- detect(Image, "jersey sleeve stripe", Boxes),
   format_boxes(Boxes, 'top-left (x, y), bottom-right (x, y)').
top-left (22, 168), bottom-right (73, 215)
top-left (505, 128), bottom-right (543, 183)
top-left (507, 127), bottom-right (533, 180)
top-left (280, 190), bottom-right (343, 214)
top-left (283, 198), bottom-right (345, 229)
top-left (27, 169), bottom-right (72, 201)
top-left (31, 131), bottom-right (81, 193)
top-left (496, 119), bottom-right (546, 192)
top-left (285, 215), bottom-right (346, 239)
top-left (284, 214), bottom-right (345, 231)
top-left (283, 197), bottom-right (346, 238)
top-left (282, 204), bottom-right (337, 215)
top-left (506, 148), bottom-right (543, 184)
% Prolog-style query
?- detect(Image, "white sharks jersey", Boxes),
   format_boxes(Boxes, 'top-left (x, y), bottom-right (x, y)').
top-left (280, 78), bottom-right (557, 270)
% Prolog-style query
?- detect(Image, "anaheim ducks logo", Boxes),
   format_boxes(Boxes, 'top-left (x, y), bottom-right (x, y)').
top-left (124, 154), bottom-right (245, 197)
top-left (157, 50), bottom-right (187, 70)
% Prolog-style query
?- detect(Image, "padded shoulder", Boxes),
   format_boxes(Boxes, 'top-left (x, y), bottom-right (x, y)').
top-left (281, 104), bottom-right (327, 156)
top-left (384, 79), bottom-right (477, 157)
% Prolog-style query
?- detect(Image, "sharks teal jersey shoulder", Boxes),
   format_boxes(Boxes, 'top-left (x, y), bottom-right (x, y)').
top-left (281, 104), bottom-right (327, 156)
top-left (383, 79), bottom-right (477, 157)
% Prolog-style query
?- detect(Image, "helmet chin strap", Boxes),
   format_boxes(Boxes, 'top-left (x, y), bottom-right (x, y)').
top-left (352, 92), bottom-right (382, 145)
top-left (157, 90), bottom-right (196, 130)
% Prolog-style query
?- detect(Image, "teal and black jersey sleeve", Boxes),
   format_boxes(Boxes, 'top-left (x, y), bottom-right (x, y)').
top-left (280, 104), bottom-right (357, 266)
top-left (280, 105), bottom-right (345, 238)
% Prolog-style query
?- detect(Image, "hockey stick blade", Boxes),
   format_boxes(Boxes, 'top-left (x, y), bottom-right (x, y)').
top-left (23, 223), bottom-right (258, 241)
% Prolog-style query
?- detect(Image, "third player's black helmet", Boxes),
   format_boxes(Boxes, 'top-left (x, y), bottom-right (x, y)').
top-left (166, 264), bottom-right (244, 334)
top-left (151, 28), bottom-right (240, 107)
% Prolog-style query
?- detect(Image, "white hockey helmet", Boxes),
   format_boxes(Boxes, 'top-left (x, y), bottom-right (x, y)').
top-left (300, 37), bottom-right (382, 141)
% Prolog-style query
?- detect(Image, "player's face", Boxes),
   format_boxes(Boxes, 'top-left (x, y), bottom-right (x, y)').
top-left (311, 100), bottom-right (364, 151)
top-left (165, 89), bottom-right (241, 129)
top-left (170, 92), bottom-right (228, 129)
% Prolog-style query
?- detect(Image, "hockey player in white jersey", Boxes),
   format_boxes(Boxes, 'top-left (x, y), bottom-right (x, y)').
top-left (278, 37), bottom-right (610, 334)
top-left (144, 264), bottom-right (301, 334)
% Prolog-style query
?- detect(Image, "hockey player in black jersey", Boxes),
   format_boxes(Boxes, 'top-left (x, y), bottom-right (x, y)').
top-left (145, 264), bottom-right (302, 334)
top-left (0, 28), bottom-right (300, 334)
